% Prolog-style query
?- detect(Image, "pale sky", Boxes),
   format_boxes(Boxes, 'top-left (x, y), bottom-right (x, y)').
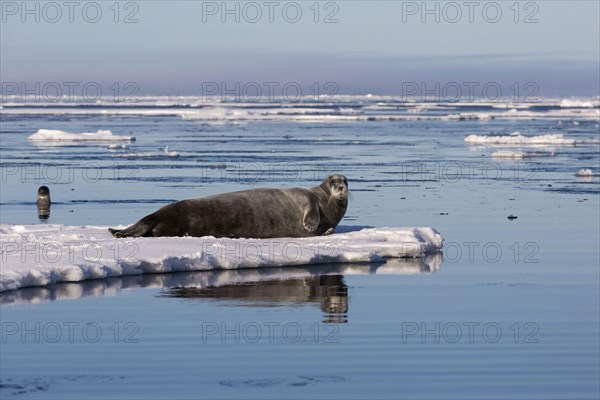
top-left (1, 1), bottom-right (599, 96)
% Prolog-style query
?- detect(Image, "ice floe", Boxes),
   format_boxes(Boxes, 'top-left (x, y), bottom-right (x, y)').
top-left (0, 224), bottom-right (443, 292)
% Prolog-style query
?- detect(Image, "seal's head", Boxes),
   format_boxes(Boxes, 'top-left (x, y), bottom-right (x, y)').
top-left (37, 186), bottom-right (51, 205)
top-left (37, 186), bottom-right (51, 220)
top-left (321, 174), bottom-right (348, 201)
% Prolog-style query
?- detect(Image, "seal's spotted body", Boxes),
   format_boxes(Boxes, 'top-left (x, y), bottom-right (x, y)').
top-left (109, 175), bottom-right (348, 239)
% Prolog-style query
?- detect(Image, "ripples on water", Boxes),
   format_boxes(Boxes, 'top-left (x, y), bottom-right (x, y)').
top-left (1, 97), bottom-right (599, 399)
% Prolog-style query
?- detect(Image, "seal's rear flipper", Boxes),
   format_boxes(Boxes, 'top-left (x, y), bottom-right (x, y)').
top-left (108, 227), bottom-right (125, 238)
top-left (109, 218), bottom-right (155, 238)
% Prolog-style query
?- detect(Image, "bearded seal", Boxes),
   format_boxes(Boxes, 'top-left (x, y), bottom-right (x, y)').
top-left (37, 186), bottom-right (51, 219)
top-left (109, 174), bottom-right (348, 239)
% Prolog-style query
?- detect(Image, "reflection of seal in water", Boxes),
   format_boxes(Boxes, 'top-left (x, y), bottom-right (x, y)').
top-left (109, 174), bottom-right (348, 239)
top-left (37, 186), bottom-right (51, 219)
top-left (163, 274), bottom-right (349, 323)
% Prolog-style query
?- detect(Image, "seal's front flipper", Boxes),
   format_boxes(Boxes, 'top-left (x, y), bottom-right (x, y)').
top-left (323, 227), bottom-right (335, 236)
top-left (303, 204), bottom-right (320, 232)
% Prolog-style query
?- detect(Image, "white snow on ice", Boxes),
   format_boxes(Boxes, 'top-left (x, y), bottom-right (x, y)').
top-left (465, 131), bottom-right (599, 146)
top-left (575, 169), bottom-right (599, 177)
top-left (28, 129), bottom-right (135, 145)
top-left (107, 144), bottom-right (129, 150)
top-left (560, 99), bottom-right (598, 108)
top-left (0, 224), bottom-right (443, 292)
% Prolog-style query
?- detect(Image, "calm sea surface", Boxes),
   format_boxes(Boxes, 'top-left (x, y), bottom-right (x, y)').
top-left (1, 98), bottom-right (599, 399)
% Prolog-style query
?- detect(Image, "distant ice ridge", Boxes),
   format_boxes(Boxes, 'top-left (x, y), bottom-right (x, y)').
top-left (0, 224), bottom-right (443, 292)
top-left (560, 99), bottom-right (598, 108)
top-left (2, 94), bottom-right (598, 107)
top-left (179, 106), bottom-right (360, 123)
top-left (465, 131), bottom-right (599, 146)
top-left (3, 97), bottom-right (598, 121)
top-left (28, 129), bottom-right (135, 144)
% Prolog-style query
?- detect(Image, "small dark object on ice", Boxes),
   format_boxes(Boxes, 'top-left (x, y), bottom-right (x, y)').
top-left (507, 215), bottom-right (518, 220)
